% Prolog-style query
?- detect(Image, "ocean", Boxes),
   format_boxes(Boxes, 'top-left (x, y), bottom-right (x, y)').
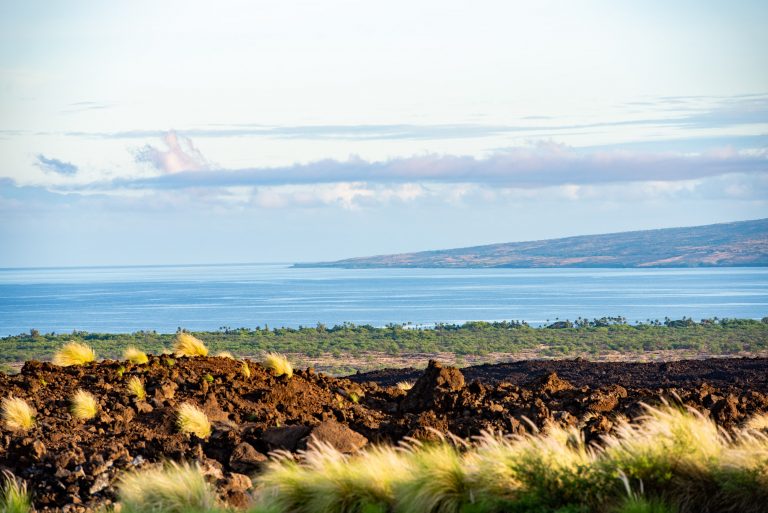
top-left (0, 264), bottom-right (766, 336)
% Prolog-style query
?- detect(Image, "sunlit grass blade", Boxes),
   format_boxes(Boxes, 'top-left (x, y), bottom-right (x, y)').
top-left (0, 472), bottom-right (31, 513)
top-left (1, 397), bottom-right (35, 432)
top-left (70, 389), bottom-right (98, 420)
top-left (177, 402), bottom-right (211, 438)
top-left (262, 352), bottom-right (293, 378)
top-left (118, 461), bottom-right (219, 513)
top-left (127, 376), bottom-right (146, 400)
top-left (173, 332), bottom-right (209, 357)
top-left (52, 342), bottom-right (96, 367)
top-left (123, 346), bottom-right (149, 365)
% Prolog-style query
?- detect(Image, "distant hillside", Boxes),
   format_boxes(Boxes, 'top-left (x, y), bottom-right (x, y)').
top-left (296, 218), bottom-right (768, 268)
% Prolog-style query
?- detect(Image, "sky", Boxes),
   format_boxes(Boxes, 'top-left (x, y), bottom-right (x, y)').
top-left (0, 0), bottom-right (767, 267)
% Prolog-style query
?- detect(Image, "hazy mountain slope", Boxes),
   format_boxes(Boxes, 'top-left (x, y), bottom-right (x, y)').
top-left (296, 218), bottom-right (768, 268)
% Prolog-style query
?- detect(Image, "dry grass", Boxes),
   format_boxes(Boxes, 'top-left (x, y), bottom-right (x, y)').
top-left (70, 389), bottom-right (98, 420)
top-left (176, 402), bottom-right (211, 438)
top-left (396, 381), bottom-right (415, 391)
top-left (241, 360), bottom-right (252, 379)
top-left (127, 376), bottom-right (146, 400)
top-left (262, 352), bottom-right (293, 378)
top-left (118, 461), bottom-right (218, 513)
top-left (215, 351), bottom-right (234, 359)
top-left (123, 346), bottom-right (149, 365)
top-left (745, 412), bottom-right (768, 431)
top-left (1, 397), bottom-right (35, 432)
top-left (52, 342), bottom-right (96, 367)
top-left (173, 332), bottom-right (209, 357)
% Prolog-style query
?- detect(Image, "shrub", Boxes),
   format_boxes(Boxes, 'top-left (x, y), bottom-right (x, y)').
top-left (0, 472), bottom-right (31, 513)
top-left (177, 402), bottom-right (211, 438)
top-left (52, 342), bottom-right (96, 367)
top-left (127, 376), bottom-right (146, 400)
top-left (1, 397), bottom-right (35, 432)
top-left (262, 352), bottom-right (293, 378)
top-left (173, 333), bottom-right (209, 357)
top-left (70, 389), bottom-right (98, 420)
top-left (118, 462), bottom-right (218, 513)
top-left (123, 346), bottom-right (149, 365)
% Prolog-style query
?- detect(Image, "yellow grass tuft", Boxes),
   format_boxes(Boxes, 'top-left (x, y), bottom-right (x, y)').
top-left (176, 402), bottom-right (211, 438)
top-left (396, 381), bottom-right (414, 391)
top-left (215, 351), bottom-right (234, 359)
top-left (118, 461), bottom-right (218, 513)
top-left (127, 376), bottom-right (146, 400)
top-left (241, 360), bottom-right (252, 379)
top-left (70, 389), bottom-right (98, 420)
top-left (123, 346), bottom-right (149, 365)
top-left (262, 352), bottom-right (293, 378)
top-left (1, 397), bottom-right (35, 432)
top-left (52, 342), bottom-right (96, 367)
top-left (173, 332), bottom-right (208, 357)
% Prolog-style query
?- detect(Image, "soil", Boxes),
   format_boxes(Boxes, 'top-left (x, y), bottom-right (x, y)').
top-left (1, 355), bottom-right (767, 512)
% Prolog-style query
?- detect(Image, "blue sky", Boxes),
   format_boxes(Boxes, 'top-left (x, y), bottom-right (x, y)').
top-left (0, 0), bottom-right (766, 267)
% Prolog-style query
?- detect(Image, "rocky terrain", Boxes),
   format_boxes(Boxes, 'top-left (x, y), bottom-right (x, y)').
top-left (1, 356), bottom-right (767, 511)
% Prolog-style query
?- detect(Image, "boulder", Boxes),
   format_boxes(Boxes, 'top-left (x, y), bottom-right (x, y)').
top-left (303, 420), bottom-right (368, 453)
top-left (400, 360), bottom-right (465, 412)
top-left (229, 442), bottom-right (267, 473)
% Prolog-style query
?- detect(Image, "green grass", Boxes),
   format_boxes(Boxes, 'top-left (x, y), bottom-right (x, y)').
top-left (0, 473), bottom-right (31, 513)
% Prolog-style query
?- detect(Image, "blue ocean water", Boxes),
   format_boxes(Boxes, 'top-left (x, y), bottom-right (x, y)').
top-left (0, 264), bottom-right (766, 336)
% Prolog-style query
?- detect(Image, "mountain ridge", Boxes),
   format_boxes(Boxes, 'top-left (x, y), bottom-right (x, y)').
top-left (294, 218), bottom-right (768, 268)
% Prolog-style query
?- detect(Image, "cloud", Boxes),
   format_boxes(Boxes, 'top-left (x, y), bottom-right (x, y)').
top-left (65, 94), bottom-right (768, 142)
top-left (133, 131), bottom-right (210, 173)
top-left (106, 141), bottom-right (767, 191)
top-left (35, 154), bottom-right (78, 175)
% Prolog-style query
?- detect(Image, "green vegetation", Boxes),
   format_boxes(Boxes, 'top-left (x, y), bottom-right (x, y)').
top-left (0, 473), bottom-right (31, 513)
top-left (1, 318), bottom-right (766, 371)
top-left (118, 462), bottom-right (219, 513)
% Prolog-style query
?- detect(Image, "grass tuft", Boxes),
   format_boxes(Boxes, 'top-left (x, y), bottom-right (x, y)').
top-left (1, 397), bottom-right (35, 432)
top-left (52, 342), bottom-right (96, 367)
top-left (70, 389), bottom-right (99, 420)
top-left (177, 402), bottom-right (212, 438)
top-left (396, 381), bottom-right (415, 391)
top-left (0, 472), bottom-right (31, 513)
top-left (241, 360), bottom-right (252, 379)
top-left (173, 332), bottom-right (209, 357)
top-left (262, 352), bottom-right (293, 378)
top-left (252, 405), bottom-right (768, 513)
top-left (257, 442), bottom-right (413, 513)
top-left (123, 346), bottom-right (149, 365)
top-left (118, 461), bottom-right (218, 513)
top-left (127, 376), bottom-right (146, 400)
top-left (215, 351), bottom-right (234, 359)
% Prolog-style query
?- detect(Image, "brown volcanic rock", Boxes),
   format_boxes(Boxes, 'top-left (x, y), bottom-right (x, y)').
top-left (528, 372), bottom-right (575, 395)
top-left (400, 360), bottom-right (465, 413)
top-left (304, 419), bottom-right (368, 453)
top-left (1, 356), bottom-right (768, 512)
